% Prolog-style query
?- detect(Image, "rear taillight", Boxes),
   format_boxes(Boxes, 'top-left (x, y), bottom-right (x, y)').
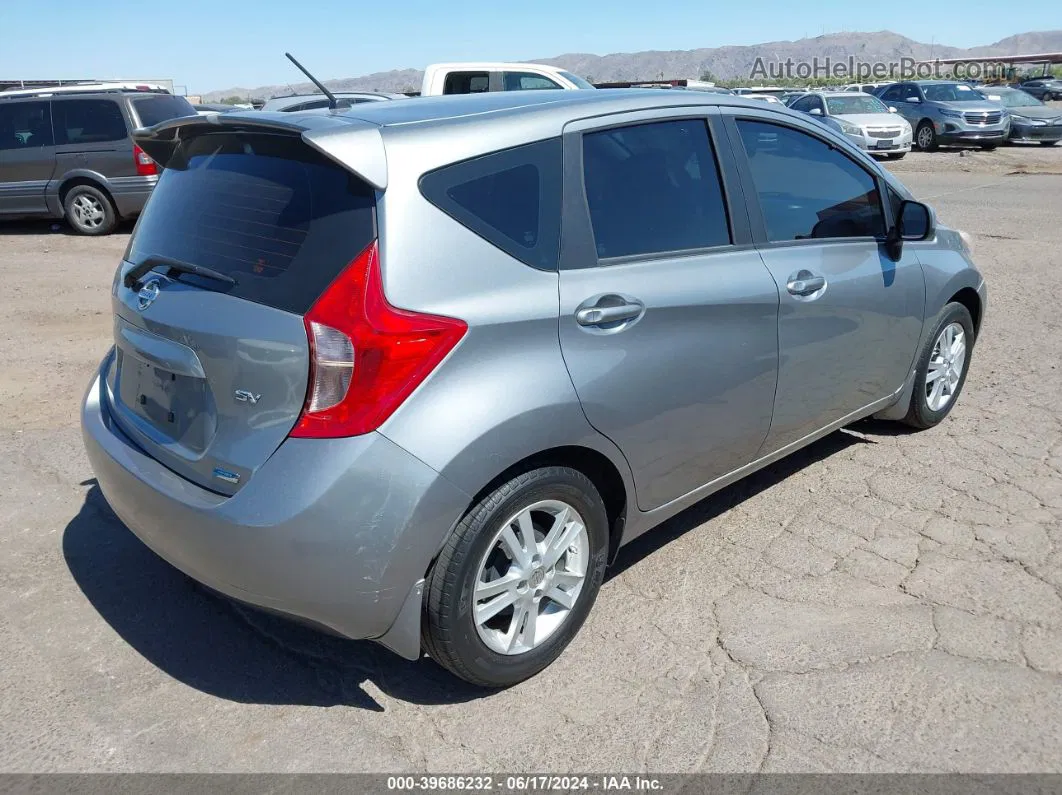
top-left (133, 144), bottom-right (158, 176)
top-left (290, 241), bottom-right (467, 439)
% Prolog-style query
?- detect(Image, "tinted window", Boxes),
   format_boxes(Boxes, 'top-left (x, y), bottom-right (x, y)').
top-left (790, 96), bottom-right (815, 112)
top-left (502, 72), bottom-right (562, 91)
top-left (582, 119), bottom-right (730, 259)
top-left (53, 99), bottom-right (127, 144)
top-left (126, 132), bottom-right (376, 314)
top-left (419, 138), bottom-right (561, 270)
top-left (879, 85), bottom-right (905, 102)
top-left (443, 72), bottom-right (489, 94)
top-left (736, 120), bottom-right (885, 242)
top-left (131, 95), bottom-right (195, 127)
top-left (0, 101), bottom-right (53, 149)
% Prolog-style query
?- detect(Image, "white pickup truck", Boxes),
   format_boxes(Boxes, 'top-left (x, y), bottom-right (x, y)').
top-left (420, 62), bottom-right (595, 95)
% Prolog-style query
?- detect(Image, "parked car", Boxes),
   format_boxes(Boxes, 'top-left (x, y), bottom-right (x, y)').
top-left (789, 90), bottom-right (912, 158)
top-left (82, 91), bottom-right (986, 687)
top-left (192, 103), bottom-right (242, 115)
top-left (742, 93), bottom-right (784, 104)
top-left (1011, 77), bottom-right (1062, 102)
top-left (0, 87), bottom-right (195, 234)
top-left (421, 63), bottom-right (594, 95)
top-left (874, 80), bottom-right (1010, 150)
top-left (982, 87), bottom-right (1062, 145)
top-left (260, 92), bottom-right (406, 112)
top-left (842, 82), bottom-right (894, 95)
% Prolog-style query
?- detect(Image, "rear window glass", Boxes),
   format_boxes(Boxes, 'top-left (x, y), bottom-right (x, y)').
top-left (126, 132), bottom-right (376, 314)
top-left (132, 95), bottom-right (196, 127)
top-left (419, 138), bottom-right (561, 270)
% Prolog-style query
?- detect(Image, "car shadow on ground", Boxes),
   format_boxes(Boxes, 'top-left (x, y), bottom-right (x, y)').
top-left (64, 428), bottom-right (873, 709)
top-left (0, 219), bottom-right (133, 236)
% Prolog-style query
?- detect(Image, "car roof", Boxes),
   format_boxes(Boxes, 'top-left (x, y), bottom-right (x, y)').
top-left (426, 62), bottom-right (569, 74)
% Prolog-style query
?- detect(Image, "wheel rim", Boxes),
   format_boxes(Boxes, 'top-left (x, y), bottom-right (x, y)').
top-left (473, 499), bottom-right (589, 656)
top-left (925, 321), bottom-right (966, 411)
top-left (918, 125), bottom-right (933, 149)
top-left (71, 194), bottom-right (105, 229)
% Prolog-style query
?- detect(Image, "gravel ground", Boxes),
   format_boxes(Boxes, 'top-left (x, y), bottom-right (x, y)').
top-left (1, 147), bottom-right (1061, 773)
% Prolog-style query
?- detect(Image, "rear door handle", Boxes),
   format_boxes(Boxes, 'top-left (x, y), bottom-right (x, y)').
top-left (575, 303), bottom-right (643, 326)
top-left (786, 274), bottom-right (827, 296)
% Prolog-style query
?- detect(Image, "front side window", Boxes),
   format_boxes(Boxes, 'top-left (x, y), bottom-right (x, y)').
top-left (53, 99), bottom-right (127, 145)
top-left (502, 72), bottom-right (563, 91)
top-left (879, 85), bottom-right (904, 102)
top-left (582, 119), bottom-right (730, 259)
top-left (735, 119), bottom-right (885, 242)
top-left (0, 101), bottom-right (53, 149)
top-left (790, 96), bottom-right (816, 112)
top-left (419, 138), bottom-right (561, 270)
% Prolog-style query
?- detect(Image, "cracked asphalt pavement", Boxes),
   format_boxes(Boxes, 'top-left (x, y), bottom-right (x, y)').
top-left (1, 147), bottom-right (1061, 773)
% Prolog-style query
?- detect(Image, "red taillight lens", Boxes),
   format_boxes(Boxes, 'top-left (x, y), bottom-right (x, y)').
top-left (290, 241), bottom-right (467, 439)
top-left (133, 144), bottom-right (158, 176)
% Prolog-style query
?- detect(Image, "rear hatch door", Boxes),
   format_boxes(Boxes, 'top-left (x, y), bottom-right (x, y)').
top-left (106, 126), bottom-right (377, 495)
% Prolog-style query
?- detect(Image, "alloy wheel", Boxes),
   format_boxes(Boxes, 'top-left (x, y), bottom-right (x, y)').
top-left (926, 321), bottom-right (967, 411)
top-left (473, 500), bottom-right (589, 655)
top-left (71, 194), bottom-right (105, 230)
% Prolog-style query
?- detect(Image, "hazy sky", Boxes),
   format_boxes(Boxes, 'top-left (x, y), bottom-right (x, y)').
top-left (0, 0), bottom-right (1051, 93)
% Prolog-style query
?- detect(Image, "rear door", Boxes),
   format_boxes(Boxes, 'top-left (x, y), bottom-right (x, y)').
top-left (721, 111), bottom-right (925, 454)
top-left (558, 108), bottom-right (780, 511)
top-left (52, 97), bottom-right (134, 180)
top-left (0, 100), bottom-right (56, 214)
top-left (106, 130), bottom-right (376, 494)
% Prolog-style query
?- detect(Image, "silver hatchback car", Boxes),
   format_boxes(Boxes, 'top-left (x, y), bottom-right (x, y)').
top-left (82, 91), bottom-right (987, 687)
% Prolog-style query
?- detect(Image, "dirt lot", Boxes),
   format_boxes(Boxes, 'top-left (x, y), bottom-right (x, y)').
top-left (1, 144), bottom-right (1061, 773)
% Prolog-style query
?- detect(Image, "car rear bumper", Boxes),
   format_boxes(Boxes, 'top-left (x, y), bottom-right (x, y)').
top-left (108, 175), bottom-right (158, 218)
top-left (81, 353), bottom-right (469, 652)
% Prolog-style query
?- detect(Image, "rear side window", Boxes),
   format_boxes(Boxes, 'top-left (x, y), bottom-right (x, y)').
top-left (735, 120), bottom-right (885, 242)
top-left (126, 132), bottom-right (376, 314)
top-left (131, 95), bottom-right (195, 127)
top-left (443, 72), bottom-right (490, 94)
top-left (419, 138), bottom-right (561, 270)
top-left (582, 119), bottom-right (731, 259)
top-left (0, 101), bottom-right (53, 149)
top-left (53, 99), bottom-right (127, 144)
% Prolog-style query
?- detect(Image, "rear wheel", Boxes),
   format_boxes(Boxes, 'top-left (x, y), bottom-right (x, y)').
top-left (916, 121), bottom-right (938, 151)
top-left (422, 467), bottom-right (608, 688)
top-left (64, 184), bottom-right (117, 236)
top-left (901, 302), bottom-right (976, 430)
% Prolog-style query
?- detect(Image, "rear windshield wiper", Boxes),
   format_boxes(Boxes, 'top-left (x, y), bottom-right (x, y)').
top-left (124, 255), bottom-right (237, 290)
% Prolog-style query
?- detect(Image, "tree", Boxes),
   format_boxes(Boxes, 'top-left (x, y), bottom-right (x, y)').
top-left (699, 69), bottom-right (716, 83)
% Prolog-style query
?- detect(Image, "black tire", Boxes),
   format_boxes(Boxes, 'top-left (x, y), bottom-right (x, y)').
top-left (901, 302), bottom-right (976, 430)
top-left (1040, 141), bottom-right (1059, 147)
top-left (915, 121), bottom-right (938, 151)
top-left (63, 184), bottom-right (117, 236)
top-left (886, 152), bottom-right (907, 160)
top-left (422, 466), bottom-right (609, 688)
top-left (980, 143), bottom-right (998, 151)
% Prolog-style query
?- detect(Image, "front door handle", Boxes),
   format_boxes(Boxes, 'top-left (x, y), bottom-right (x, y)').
top-left (786, 273), bottom-right (827, 296)
top-left (575, 303), bottom-right (643, 326)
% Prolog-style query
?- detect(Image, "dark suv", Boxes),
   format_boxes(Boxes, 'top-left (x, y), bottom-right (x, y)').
top-left (0, 88), bottom-right (195, 234)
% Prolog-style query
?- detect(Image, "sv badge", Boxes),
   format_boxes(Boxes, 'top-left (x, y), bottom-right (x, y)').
top-left (234, 390), bottom-right (262, 405)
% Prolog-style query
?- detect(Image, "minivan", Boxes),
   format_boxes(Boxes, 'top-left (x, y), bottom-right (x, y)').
top-left (82, 91), bottom-right (987, 687)
top-left (0, 87), bottom-right (195, 234)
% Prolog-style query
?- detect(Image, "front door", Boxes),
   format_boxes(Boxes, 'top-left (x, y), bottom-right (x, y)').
top-left (558, 111), bottom-right (780, 511)
top-left (0, 100), bottom-right (56, 215)
top-left (724, 113), bottom-right (925, 453)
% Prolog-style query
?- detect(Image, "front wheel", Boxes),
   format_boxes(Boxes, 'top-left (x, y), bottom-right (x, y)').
top-left (915, 121), bottom-right (938, 151)
top-left (422, 466), bottom-right (609, 687)
top-left (901, 302), bottom-right (976, 430)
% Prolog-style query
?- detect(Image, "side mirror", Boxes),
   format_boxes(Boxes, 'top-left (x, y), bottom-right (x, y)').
top-left (885, 200), bottom-right (934, 261)
top-left (888, 106), bottom-right (897, 113)
top-left (808, 107), bottom-right (822, 116)
top-left (908, 96), bottom-right (922, 103)
top-left (899, 200), bottom-right (933, 241)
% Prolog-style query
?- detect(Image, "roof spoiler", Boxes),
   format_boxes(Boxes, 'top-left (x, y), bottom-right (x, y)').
top-left (133, 112), bottom-right (388, 190)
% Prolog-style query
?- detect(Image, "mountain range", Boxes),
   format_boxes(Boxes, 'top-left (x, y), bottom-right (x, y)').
top-left (202, 29), bottom-right (1062, 101)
